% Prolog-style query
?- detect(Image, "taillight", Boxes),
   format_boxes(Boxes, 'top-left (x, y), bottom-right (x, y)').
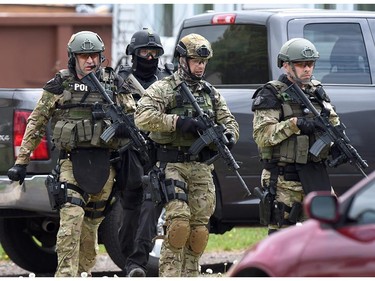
top-left (211, 13), bottom-right (236, 25)
top-left (13, 110), bottom-right (50, 160)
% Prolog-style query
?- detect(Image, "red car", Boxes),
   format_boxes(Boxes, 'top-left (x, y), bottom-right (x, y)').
top-left (227, 170), bottom-right (375, 277)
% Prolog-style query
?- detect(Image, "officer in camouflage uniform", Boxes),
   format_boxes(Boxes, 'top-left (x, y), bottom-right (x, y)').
top-left (134, 33), bottom-right (239, 277)
top-left (252, 38), bottom-right (340, 235)
top-left (116, 28), bottom-right (168, 277)
top-left (7, 31), bottom-right (135, 276)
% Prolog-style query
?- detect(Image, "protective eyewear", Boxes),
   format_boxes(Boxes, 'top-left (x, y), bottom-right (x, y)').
top-left (189, 58), bottom-right (209, 65)
top-left (293, 61), bottom-right (315, 68)
top-left (135, 48), bottom-right (163, 59)
top-left (76, 53), bottom-right (100, 60)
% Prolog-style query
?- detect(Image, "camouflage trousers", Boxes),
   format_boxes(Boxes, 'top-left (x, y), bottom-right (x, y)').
top-left (159, 162), bottom-right (216, 277)
top-left (54, 159), bottom-right (115, 277)
top-left (261, 169), bottom-right (305, 232)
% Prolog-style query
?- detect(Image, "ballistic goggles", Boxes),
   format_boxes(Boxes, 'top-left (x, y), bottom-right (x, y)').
top-left (134, 48), bottom-right (163, 59)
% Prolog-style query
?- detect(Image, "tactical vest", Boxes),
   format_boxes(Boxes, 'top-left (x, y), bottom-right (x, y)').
top-left (149, 79), bottom-right (216, 148)
top-left (51, 69), bottom-right (127, 151)
top-left (259, 80), bottom-right (330, 164)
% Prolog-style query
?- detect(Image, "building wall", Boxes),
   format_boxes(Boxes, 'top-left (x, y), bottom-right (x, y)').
top-left (0, 13), bottom-right (112, 88)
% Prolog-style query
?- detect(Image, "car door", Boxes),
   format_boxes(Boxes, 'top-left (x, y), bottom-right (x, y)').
top-left (297, 179), bottom-right (375, 277)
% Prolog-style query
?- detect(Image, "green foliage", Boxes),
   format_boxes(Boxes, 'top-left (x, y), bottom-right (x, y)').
top-left (0, 247), bottom-right (9, 261)
top-left (206, 227), bottom-right (268, 252)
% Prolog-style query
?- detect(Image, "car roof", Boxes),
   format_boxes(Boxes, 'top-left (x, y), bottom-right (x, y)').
top-left (181, 8), bottom-right (375, 28)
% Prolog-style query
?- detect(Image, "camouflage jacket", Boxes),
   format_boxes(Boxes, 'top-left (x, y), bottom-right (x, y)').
top-left (134, 71), bottom-right (239, 146)
top-left (252, 74), bottom-right (339, 163)
top-left (15, 69), bottom-right (136, 165)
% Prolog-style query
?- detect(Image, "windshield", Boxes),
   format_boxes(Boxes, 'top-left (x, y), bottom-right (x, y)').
top-left (177, 24), bottom-right (269, 86)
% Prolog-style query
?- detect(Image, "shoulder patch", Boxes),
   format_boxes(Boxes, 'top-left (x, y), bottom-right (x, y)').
top-left (43, 73), bottom-right (64, 95)
top-left (251, 85), bottom-right (282, 112)
top-left (314, 85), bottom-right (331, 102)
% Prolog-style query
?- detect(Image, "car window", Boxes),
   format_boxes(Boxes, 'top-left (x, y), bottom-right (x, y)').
top-left (304, 23), bottom-right (371, 84)
top-left (177, 24), bottom-right (269, 86)
top-left (347, 180), bottom-right (375, 224)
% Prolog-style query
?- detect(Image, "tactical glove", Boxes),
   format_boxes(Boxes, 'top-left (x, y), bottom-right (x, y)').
top-left (225, 133), bottom-right (236, 150)
top-left (115, 123), bottom-right (131, 138)
top-left (297, 117), bottom-right (319, 135)
top-left (176, 116), bottom-right (205, 136)
top-left (7, 164), bottom-right (27, 185)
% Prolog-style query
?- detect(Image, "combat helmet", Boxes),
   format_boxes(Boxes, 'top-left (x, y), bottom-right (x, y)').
top-left (126, 28), bottom-right (164, 58)
top-left (277, 38), bottom-right (319, 68)
top-left (175, 33), bottom-right (213, 60)
top-left (67, 31), bottom-right (105, 58)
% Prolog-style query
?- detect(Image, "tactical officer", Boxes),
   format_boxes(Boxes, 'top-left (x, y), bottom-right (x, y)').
top-left (116, 28), bottom-right (167, 277)
top-left (252, 38), bottom-right (340, 235)
top-left (134, 33), bottom-right (239, 277)
top-left (7, 31), bottom-right (135, 276)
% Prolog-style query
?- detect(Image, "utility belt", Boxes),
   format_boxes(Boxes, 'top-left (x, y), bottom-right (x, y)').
top-left (60, 149), bottom-right (117, 162)
top-left (263, 160), bottom-right (300, 182)
top-left (156, 145), bottom-right (216, 163)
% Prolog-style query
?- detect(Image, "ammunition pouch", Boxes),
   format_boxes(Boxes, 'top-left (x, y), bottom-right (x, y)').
top-left (146, 166), bottom-right (188, 206)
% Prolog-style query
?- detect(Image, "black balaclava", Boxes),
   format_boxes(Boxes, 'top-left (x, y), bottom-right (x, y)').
top-left (132, 56), bottom-right (159, 80)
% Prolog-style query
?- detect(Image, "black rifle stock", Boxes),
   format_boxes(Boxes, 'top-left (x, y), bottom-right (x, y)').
top-left (165, 66), bottom-right (251, 196)
top-left (81, 72), bottom-right (149, 161)
top-left (286, 83), bottom-right (368, 177)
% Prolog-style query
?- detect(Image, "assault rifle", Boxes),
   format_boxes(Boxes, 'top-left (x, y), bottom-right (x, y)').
top-left (165, 66), bottom-right (251, 197)
top-left (286, 83), bottom-right (368, 177)
top-left (81, 72), bottom-right (149, 162)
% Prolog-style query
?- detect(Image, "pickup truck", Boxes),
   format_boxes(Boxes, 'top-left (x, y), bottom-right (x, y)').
top-left (1, 8), bottom-right (374, 275)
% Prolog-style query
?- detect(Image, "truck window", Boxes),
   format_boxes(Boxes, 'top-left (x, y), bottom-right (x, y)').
top-left (304, 23), bottom-right (371, 84)
top-left (177, 24), bottom-right (269, 86)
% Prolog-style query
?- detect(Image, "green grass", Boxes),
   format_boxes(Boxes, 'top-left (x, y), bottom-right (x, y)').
top-left (206, 227), bottom-right (268, 252)
top-left (0, 246), bottom-right (9, 261)
top-left (1, 227), bottom-right (268, 260)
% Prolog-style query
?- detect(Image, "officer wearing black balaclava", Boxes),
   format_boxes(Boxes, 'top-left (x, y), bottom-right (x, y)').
top-left (118, 28), bottom-right (166, 97)
top-left (114, 28), bottom-right (168, 277)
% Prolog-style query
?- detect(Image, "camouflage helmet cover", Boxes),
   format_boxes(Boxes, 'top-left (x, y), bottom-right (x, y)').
top-left (67, 31), bottom-right (105, 57)
top-left (126, 28), bottom-right (164, 56)
top-left (175, 33), bottom-right (213, 59)
top-left (277, 38), bottom-right (319, 68)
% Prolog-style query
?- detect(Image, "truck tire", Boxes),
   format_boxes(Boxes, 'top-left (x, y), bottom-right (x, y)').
top-left (0, 217), bottom-right (58, 273)
top-left (99, 199), bottom-right (161, 277)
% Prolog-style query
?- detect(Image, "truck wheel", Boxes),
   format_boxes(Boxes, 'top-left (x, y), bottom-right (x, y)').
top-left (99, 199), bottom-right (162, 277)
top-left (0, 217), bottom-right (58, 273)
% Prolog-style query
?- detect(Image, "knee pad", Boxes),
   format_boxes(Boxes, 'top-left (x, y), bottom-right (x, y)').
top-left (167, 219), bottom-right (190, 249)
top-left (188, 225), bottom-right (209, 255)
